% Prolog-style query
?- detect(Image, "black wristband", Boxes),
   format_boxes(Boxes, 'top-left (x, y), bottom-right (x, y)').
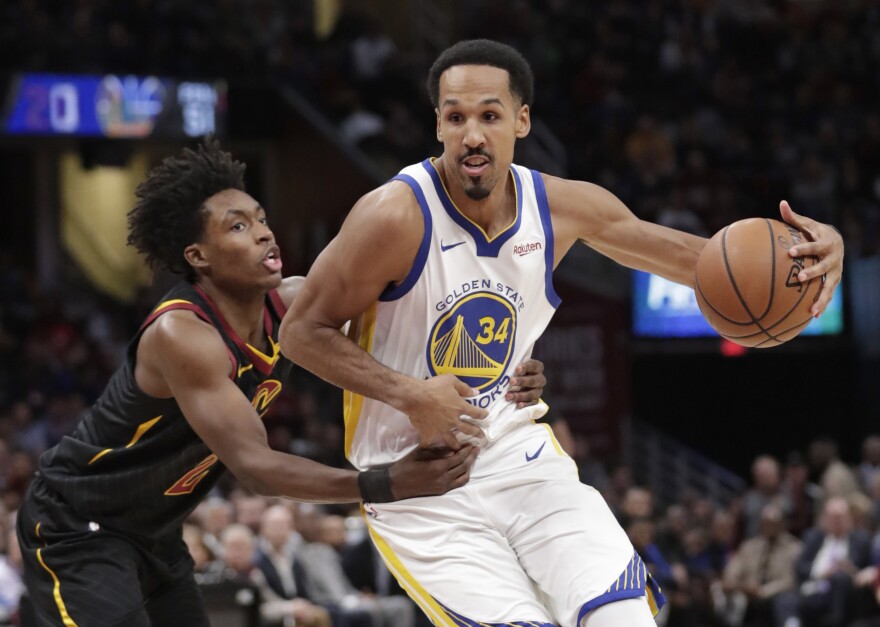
top-left (358, 468), bottom-right (395, 503)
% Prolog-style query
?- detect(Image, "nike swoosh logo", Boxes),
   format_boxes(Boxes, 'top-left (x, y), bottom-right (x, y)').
top-left (525, 441), bottom-right (546, 462)
top-left (440, 240), bottom-right (465, 252)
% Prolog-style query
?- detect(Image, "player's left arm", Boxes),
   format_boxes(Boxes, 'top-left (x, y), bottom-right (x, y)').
top-left (546, 175), bottom-right (706, 287)
top-left (544, 175), bottom-right (843, 316)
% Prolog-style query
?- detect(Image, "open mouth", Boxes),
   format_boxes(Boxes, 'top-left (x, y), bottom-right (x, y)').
top-left (461, 155), bottom-right (490, 178)
top-left (262, 246), bottom-right (282, 273)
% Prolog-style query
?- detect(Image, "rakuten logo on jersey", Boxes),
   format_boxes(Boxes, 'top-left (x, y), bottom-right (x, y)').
top-left (513, 241), bottom-right (542, 256)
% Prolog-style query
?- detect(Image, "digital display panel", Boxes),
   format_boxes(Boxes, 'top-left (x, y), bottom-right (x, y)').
top-left (3, 73), bottom-right (226, 138)
top-left (632, 271), bottom-right (843, 338)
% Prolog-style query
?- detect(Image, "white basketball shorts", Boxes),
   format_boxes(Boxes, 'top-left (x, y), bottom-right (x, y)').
top-left (362, 421), bottom-right (664, 626)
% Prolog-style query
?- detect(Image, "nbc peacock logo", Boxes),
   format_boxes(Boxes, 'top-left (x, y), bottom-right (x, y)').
top-left (427, 292), bottom-right (516, 391)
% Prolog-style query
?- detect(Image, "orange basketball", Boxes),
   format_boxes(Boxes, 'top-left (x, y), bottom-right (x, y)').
top-left (694, 218), bottom-right (822, 348)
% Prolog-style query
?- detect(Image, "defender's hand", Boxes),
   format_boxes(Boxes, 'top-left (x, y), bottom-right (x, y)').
top-left (389, 444), bottom-right (479, 499)
top-left (404, 374), bottom-right (488, 450)
top-left (779, 200), bottom-right (844, 317)
top-left (505, 359), bottom-right (547, 408)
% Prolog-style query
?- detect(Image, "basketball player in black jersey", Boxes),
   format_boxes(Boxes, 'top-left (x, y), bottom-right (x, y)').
top-left (15, 140), bottom-right (548, 627)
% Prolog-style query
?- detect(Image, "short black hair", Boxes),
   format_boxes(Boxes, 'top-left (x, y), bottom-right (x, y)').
top-left (127, 139), bottom-right (246, 282)
top-left (426, 39), bottom-right (534, 108)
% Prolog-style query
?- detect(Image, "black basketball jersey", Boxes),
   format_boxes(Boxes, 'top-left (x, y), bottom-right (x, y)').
top-left (37, 282), bottom-right (293, 539)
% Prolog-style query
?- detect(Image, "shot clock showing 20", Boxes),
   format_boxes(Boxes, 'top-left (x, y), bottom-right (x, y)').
top-left (2, 73), bottom-right (226, 139)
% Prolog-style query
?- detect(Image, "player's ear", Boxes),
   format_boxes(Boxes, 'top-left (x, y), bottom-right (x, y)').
top-left (515, 104), bottom-right (531, 139)
top-left (184, 244), bottom-right (209, 272)
top-left (435, 108), bottom-right (443, 142)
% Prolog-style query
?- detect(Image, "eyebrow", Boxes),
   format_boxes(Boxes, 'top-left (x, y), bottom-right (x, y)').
top-left (223, 206), bottom-right (265, 220)
top-left (441, 97), bottom-right (506, 109)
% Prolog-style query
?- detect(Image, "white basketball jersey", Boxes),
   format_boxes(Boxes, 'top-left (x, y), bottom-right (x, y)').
top-left (344, 159), bottom-right (561, 470)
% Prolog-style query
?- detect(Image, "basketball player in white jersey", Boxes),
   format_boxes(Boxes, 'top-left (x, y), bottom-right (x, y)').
top-left (279, 40), bottom-right (844, 627)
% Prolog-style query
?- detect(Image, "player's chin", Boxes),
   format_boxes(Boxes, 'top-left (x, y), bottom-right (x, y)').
top-left (257, 272), bottom-right (284, 290)
top-left (464, 181), bottom-right (492, 201)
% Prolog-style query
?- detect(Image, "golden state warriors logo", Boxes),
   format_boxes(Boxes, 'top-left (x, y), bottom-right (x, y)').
top-left (427, 292), bottom-right (516, 390)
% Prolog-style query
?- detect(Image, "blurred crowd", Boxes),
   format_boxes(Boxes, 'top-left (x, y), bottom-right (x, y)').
top-left (3, 1), bottom-right (880, 626)
top-left (3, 0), bottom-right (879, 257)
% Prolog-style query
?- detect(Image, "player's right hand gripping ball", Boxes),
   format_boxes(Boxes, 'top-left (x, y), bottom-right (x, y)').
top-left (694, 218), bottom-right (822, 348)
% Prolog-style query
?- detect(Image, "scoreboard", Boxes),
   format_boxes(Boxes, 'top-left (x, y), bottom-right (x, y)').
top-left (3, 73), bottom-right (226, 138)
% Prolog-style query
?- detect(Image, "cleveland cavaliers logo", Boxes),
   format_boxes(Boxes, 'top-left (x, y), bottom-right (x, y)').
top-left (427, 292), bottom-right (516, 391)
top-left (252, 379), bottom-right (282, 417)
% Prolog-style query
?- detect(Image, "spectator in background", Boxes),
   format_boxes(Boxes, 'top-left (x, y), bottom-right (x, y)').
top-left (0, 518), bottom-right (24, 625)
top-left (742, 455), bottom-right (792, 538)
top-left (182, 522), bottom-right (221, 580)
top-left (777, 497), bottom-right (873, 627)
top-left (602, 463), bottom-right (634, 516)
top-left (783, 452), bottom-right (818, 537)
top-left (809, 438), bottom-right (861, 515)
top-left (194, 495), bottom-right (235, 558)
top-left (234, 493), bottom-right (269, 535)
top-left (257, 503), bottom-right (372, 627)
top-left (707, 511), bottom-right (737, 576)
top-left (657, 504), bottom-right (690, 567)
top-left (716, 504), bottom-right (802, 627)
top-left (2, 451), bottom-right (35, 512)
top-left (223, 521), bottom-right (331, 627)
top-left (619, 486), bottom-right (655, 527)
top-left (628, 516), bottom-right (677, 592)
top-left (316, 513), bottom-right (416, 627)
top-left (858, 436), bottom-right (880, 494)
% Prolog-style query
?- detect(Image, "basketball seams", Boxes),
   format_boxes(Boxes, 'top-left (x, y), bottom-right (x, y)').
top-left (761, 219), bottom-right (775, 319)
top-left (707, 272), bottom-right (822, 340)
top-left (694, 218), bottom-right (820, 347)
top-left (695, 276), bottom-right (760, 326)
top-left (747, 316), bottom-right (813, 348)
top-left (718, 264), bottom-right (820, 340)
top-left (720, 225), bottom-right (776, 342)
top-left (722, 315), bottom-right (811, 343)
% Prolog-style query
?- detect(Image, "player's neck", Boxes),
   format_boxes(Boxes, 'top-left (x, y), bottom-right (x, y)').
top-left (197, 280), bottom-right (267, 348)
top-left (437, 156), bottom-right (516, 238)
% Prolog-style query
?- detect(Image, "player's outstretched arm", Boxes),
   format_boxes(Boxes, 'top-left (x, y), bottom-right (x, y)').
top-left (142, 311), bottom-right (476, 502)
top-left (278, 183), bottom-right (487, 450)
top-left (546, 177), bottom-right (843, 315)
top-left (546, 175), bottom-right (707, 287)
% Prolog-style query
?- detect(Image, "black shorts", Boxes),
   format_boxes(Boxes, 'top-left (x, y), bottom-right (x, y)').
top-left (16, 476), bottom-right (211, 627)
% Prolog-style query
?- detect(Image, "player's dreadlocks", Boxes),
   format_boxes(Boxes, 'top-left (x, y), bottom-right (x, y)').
top-left (127, 138), bottom-right (246, 282)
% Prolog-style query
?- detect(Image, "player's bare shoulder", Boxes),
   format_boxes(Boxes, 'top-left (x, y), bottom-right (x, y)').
top-left (137, 309), bottom-right (231, 395)
top-left (346, 178), bottom-right (424, 237)
top-left (542, 174), bottom-right (608, 222)
top-left (332, 178), bottom-right (426, 281)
